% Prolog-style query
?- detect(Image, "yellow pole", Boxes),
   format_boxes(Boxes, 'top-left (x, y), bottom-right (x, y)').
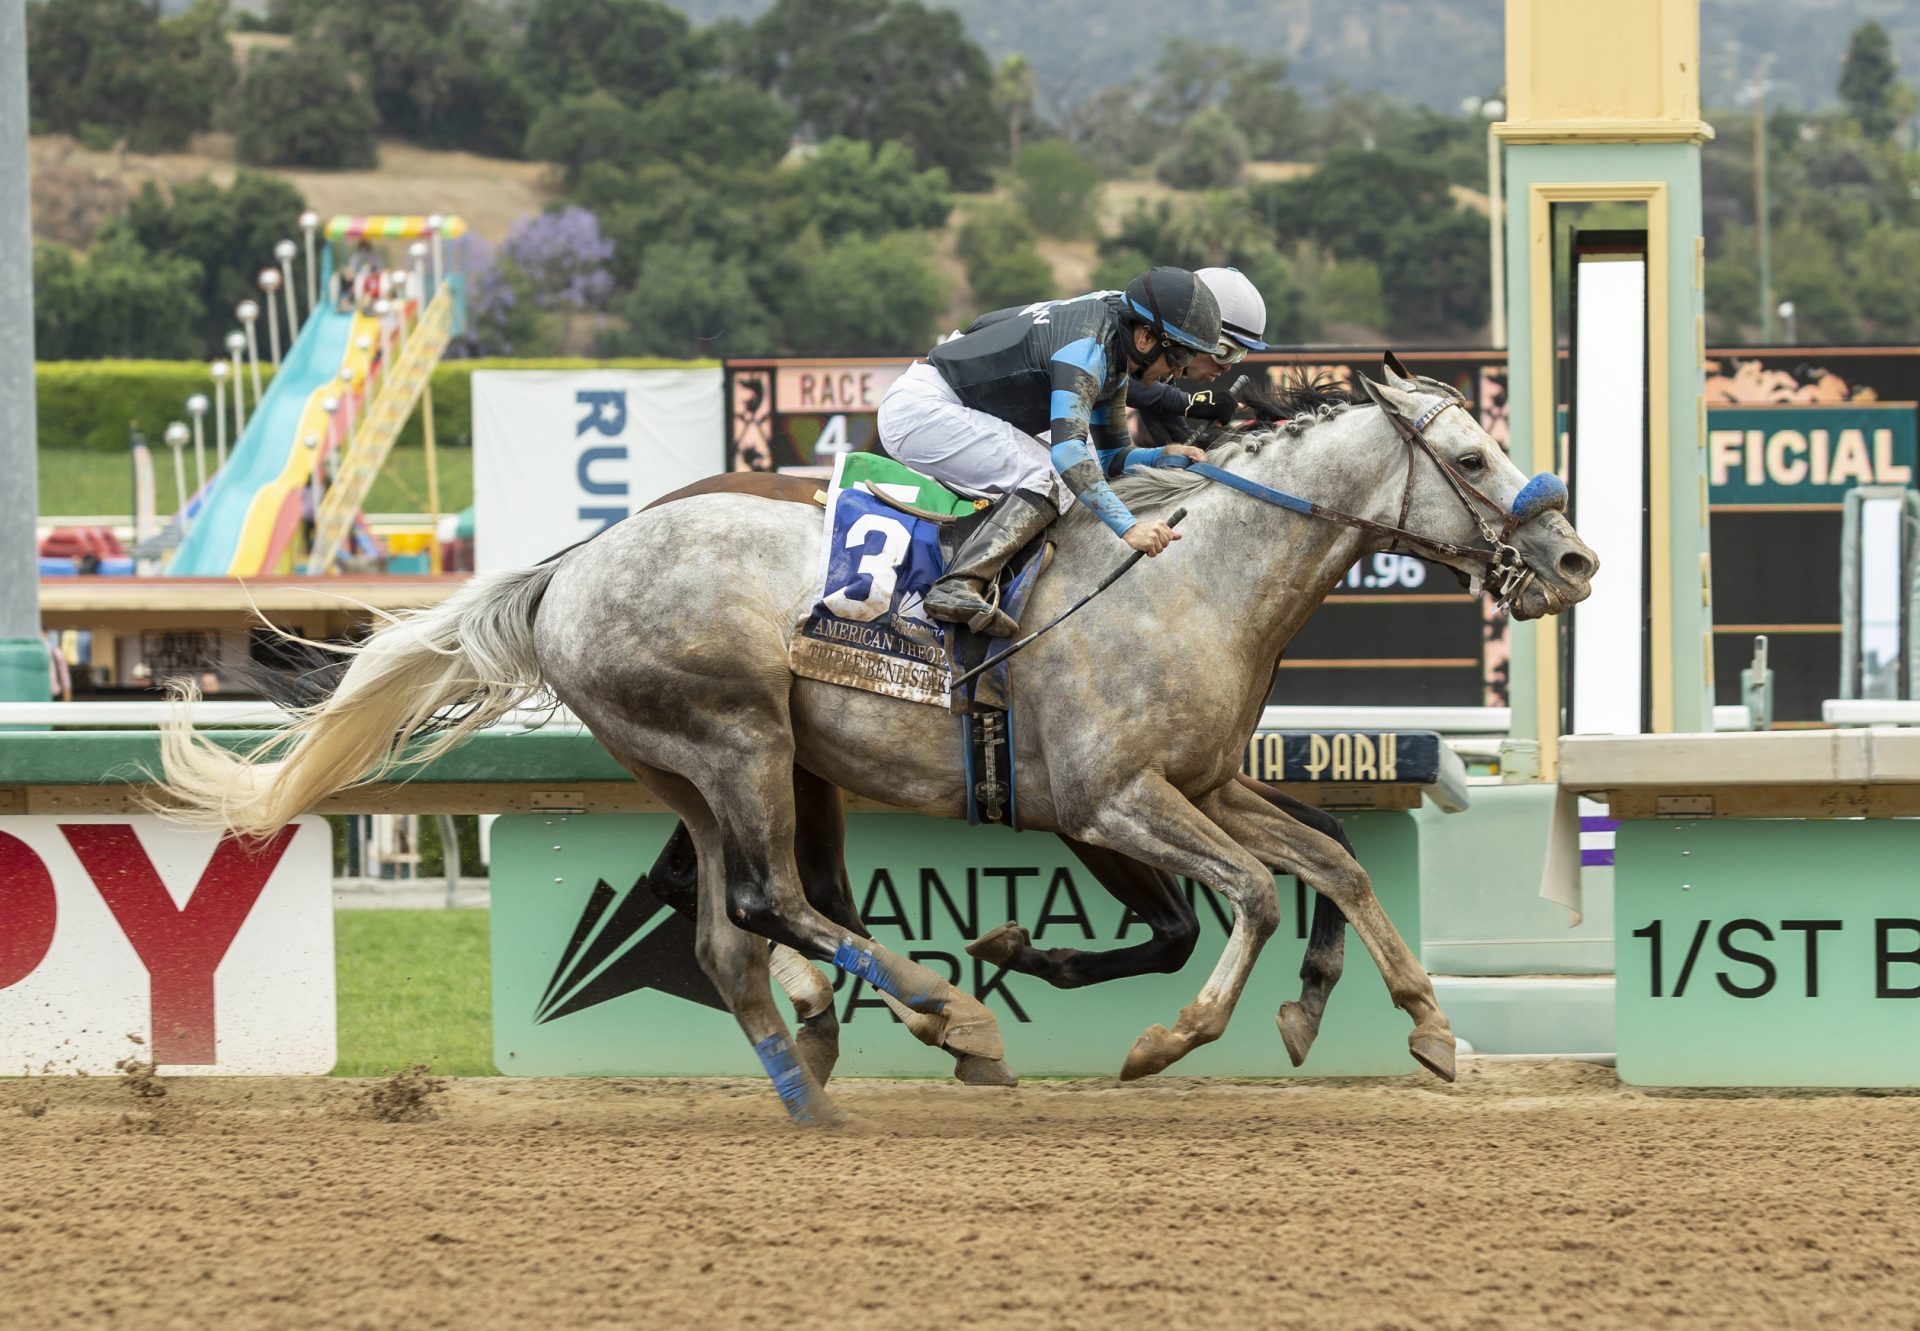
top-left (422, 380), bottom-right (443, 574)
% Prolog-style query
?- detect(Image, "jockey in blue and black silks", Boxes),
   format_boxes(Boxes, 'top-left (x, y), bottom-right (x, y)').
top-left (878, 266), bottom-right (1223, 637)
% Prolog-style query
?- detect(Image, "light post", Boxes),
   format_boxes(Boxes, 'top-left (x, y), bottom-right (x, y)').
top-left (275, 238), bottom-right (299, 336)
top-left (259, 268), bottom-right (284, 367)
top-left (426, 214), bottom-right (445, 295)
top-left (226, 332), bottom-right (249, 437)
top-left (164, 421), bottom-right (191, 537)
top-left (389, 270), bottom-right (412, 348)
top-left (300, 210), bottom-right (321, 311)
top-left (186, 393), bottom-right (209, 493)
top-left (236, 300), bottom-right (263, 400)
top-left (208, 360), bottom-right (230, 470)
top-left (339, 366), bottom-right (358, 446)
top-left (1464, 94), bottom-right (1509, 349)
top-left (304, 433), bottom-right (323, 544)
top-left (372, 299), bottom-right (396, 367)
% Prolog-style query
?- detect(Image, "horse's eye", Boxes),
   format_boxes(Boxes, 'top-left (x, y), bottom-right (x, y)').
top-left (1458, 453), bottom-right (1484, 472)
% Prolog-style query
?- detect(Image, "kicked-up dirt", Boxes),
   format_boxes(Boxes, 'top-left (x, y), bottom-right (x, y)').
top-left (1, 1061), bottom-right (1916, 1330)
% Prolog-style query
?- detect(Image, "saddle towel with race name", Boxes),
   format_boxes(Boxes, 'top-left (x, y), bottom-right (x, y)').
top-left (789, 453), bottom-right (974, 708)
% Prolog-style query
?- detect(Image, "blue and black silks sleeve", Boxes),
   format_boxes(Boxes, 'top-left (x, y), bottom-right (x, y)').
top-left (1046, 337), bottom-right (1137, 536)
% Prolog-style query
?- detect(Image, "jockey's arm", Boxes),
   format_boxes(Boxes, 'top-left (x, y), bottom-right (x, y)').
top-left (1045, 339), bottom-right (1138, 537)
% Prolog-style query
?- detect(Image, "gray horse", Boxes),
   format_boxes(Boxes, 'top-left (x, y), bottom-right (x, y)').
top-left (158, 365), bottom-right (1596, 1128)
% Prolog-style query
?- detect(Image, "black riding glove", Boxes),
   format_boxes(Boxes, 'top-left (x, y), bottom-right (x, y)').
top-left (1183, 386), bottom-right (1237, 423)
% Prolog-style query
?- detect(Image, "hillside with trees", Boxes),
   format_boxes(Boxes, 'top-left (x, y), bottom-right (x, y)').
top-left (22, 0), bottom-right (1920, 363)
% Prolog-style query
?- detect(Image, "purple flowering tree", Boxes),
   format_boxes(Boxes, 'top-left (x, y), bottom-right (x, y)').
top-left (502, 206), bottom-right (616, 313)
top-left (460, 209), bottom-right (615, 356)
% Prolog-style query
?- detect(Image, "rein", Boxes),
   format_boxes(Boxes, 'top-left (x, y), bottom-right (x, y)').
top-left (1187, 398), bottom-right (1546, 607)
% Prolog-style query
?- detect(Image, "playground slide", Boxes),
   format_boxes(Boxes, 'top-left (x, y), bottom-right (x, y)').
top-left (168, 305), bottom-right (374, 577)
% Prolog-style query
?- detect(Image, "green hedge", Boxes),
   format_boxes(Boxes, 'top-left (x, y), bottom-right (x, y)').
top-left (35, 357), bottom-right (718, 454)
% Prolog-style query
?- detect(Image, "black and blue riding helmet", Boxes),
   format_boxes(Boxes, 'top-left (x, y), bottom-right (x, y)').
top-left (1121, 267), bottom-right (1222, 373)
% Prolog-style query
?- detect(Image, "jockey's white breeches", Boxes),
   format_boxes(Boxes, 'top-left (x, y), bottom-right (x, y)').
top-left (877, 362), bottom-right (1071, 513)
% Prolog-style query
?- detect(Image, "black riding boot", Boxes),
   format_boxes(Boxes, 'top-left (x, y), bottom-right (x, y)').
top-left (924, 490), bottom-right (1055, 637)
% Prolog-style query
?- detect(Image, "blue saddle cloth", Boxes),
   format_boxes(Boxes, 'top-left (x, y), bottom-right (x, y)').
top-left (790, 486), bottom-right (1050, 714)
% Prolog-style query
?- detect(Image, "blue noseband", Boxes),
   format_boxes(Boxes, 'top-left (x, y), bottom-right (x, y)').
top-left (1511, 472), bottom-right (1568, 526)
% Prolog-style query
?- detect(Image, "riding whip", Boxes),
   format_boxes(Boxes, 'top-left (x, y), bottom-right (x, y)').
top-left (947, 507), bottom-right (1187, 693)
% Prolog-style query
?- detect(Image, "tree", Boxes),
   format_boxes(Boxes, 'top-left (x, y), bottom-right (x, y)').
top-left (633, 80), bottom-right (796, 174)
top-left (601, 242), bottom-right (777, 358)
top-left (994, 54), bottom-right (1036, 158)
top-left (956, 203), bottom-right (1054, 311)
top-left (274, 0), bottom-right (532, 154)
top-left (115, 173), bottom-right (310, 352)
top-left (236, 44), bottom-right (380, 169)
top-left (26, 0), bottom-right (234, 152)
top-left (1858, 225), bottom-right (1920, 337)
top-left (1377, 208), bottom-right (1487, 336)
top-left (498, 208), bottom-right (617, 314)
top-left (524, 91), bottom-right (650, 185)
top-left (1054, 84), bottom-right (1155, 177)
top-left (33, 235), bottom-right (206, 361)
top-left (1839, 21), bottom-right (1902, 142)
top-left (518, 0), bottom-right (706, 105)
top-left (778, 231), bottom-right (947, 355)
top-left (743, 0), bottom-right (1001, 190)
top-left (1154, 109), bottom-right (1250, 190)
top-left (775, 138), bottom-right (952, 240)
top-left (1013, 141), bottom-right (1103, 238)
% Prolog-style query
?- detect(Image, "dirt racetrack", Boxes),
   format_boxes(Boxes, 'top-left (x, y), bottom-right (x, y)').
top-left (3, 1061), bottom-right (1917, 1331)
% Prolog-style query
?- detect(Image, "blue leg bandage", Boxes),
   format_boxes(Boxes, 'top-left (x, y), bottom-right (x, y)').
top-left (831, 938), bottom-right (943, 1011)
top-left (753, 1033), bottom-right (819, 1124)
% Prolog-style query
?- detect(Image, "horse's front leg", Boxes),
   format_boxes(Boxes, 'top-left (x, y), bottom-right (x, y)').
top-left (967, 835), bottom-right (1200, 988)
top-left (1068, 775), bottom-right (1280, 1079)
top-left (1233, 778), bottom-right (1354, 1066)
top-left (1206, 780), bottom-right (1455, 1082)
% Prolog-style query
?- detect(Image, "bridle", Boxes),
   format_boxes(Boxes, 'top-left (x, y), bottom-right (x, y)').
top-left (1185, 389), bottom-right (1563, 610)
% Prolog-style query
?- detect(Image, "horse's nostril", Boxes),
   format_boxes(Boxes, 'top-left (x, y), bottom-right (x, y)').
top-left (1559, 551), bottom-right (1593, 581)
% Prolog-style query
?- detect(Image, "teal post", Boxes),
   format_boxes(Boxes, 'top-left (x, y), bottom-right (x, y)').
top-left (1502, 140), bottom-right (1715, 747)
top-left (0, 2), bottom-right (46, 703)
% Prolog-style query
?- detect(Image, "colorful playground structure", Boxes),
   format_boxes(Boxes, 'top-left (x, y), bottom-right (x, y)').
top-left (111, 213), bottom-right (467, 579)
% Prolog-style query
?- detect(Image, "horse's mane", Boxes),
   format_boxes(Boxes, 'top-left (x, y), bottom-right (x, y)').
top-left (1079, 370), bottom-right (1372, 522)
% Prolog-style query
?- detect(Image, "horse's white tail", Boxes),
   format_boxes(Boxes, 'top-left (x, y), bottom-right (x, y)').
top-left (158, 562), bottom-right (561, 834)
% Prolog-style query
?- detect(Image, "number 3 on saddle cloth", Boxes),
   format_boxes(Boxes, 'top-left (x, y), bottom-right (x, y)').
top-left (788, 452), bottom-right (1049, 827)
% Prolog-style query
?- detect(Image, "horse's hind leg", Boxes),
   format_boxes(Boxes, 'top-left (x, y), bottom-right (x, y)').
top-left (698, 742), bottom-right (1007, 1066)
top-left (1207, 780), bottom-right (1455, 1082)
top-left (642, 805), bottom-right (840, 1086)
top-left (968, 837), bottom-right (1200, 988)
top-left (629, 771), bottom-right (847, 1127)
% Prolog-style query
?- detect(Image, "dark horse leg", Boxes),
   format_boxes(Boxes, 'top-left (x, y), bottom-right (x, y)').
top-left (643, 768), bottom-right (1015, 1086)
top-left (970, 776), bottom-right (1359, 1065)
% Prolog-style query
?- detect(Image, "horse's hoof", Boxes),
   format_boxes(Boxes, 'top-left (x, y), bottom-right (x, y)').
top-left (937, 990), bottom-right (1005, 1060)
top-left (1409, 1027), bottom-right (1457, 1083)
top-left (1276, 1003), bottom-right (1318, 1068)
top-left (1120, 1024), bottom-right (1184, 1081)
top-left (966, 921), bottom-right (1029, 966)
top-left (794, 1022), bottom-right (839, 1087)
top-left (878, 992), bottom-right (948, 1047)
top-left (954, 1054), bottom-right (1018, 1087)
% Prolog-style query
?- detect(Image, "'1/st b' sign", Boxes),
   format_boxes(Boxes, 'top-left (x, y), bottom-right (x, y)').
top-left (1614, 819), bottom-right (1920, 1088)
top-left (0, 817), bottom-right (335, 1075)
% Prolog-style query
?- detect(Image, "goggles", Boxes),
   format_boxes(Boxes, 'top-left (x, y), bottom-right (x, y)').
top-left (1161, 340), bottom-right (1198, 372)
top-left (1212, 338), bottom-right (1250, 367)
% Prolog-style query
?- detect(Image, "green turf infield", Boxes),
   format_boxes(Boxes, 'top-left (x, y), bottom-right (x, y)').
top-left (333, 909), bottom-right (494, 1077)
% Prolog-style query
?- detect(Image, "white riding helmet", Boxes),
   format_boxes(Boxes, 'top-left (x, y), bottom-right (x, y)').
top-left (1196, 267), bottom-right (1270, 357)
